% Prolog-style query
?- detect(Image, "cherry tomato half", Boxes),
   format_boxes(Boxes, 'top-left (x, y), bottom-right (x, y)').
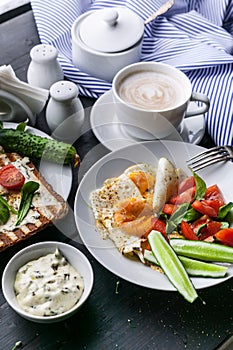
top-left (151, 218), bottom-right (167, 236)
top-left (0, 164), bottom-right (25, 190)
top-left (169, 186), bottom-right (196, 205)
top-left (178, 176), bottom-right (195, 193)
top-left (181, 220), bottom-right (199, 240)
top-left (192, 200), bottom-right (218, 218)
top-left (162, 203), bottom-right (176, 215)
top-left (204, 184), bottom-right (225, 206)
top-left (143, 218), bottom-right (168, 244)
top-left (214, 228), bottom-right (233, 247)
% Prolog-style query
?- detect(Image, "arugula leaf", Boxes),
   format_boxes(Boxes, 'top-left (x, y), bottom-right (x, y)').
top-left (166, 220), bottom-right (177, 234)
top-left (191, 170), bottom-right (206, 200)
top-left (170, 203), bottom-right (190, 223)
top-left (0, 195), bottom-right (18, 215)
top-left (183, 207), bottom-right (201, 222)
top-left (196, 223), bottom-right (207, 237)
top-left (218, 202), bottom-right (233, 220)
top-left (0, 200), bottom-right (10, 224)
top-left (0, 195), bottom-right (18, 225)
top-left (166, 203), bottom-right (190, 233)
top-left (15, 181), bottom-right (39, 226)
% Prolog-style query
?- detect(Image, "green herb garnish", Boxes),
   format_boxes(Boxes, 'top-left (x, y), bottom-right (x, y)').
top-left (0, 198), bottom-right (10, 224)
top-left (192, 170), bottom-right (206, 200)
top-left (218, 202), bottom-right (233, 220)
top-left (15, 181), bottom-right (39, 226)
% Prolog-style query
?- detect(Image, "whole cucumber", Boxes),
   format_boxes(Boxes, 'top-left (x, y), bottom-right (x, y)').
top-left (0, 128), bottom-right (80, 166)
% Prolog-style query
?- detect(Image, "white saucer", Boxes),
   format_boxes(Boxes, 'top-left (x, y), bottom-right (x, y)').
top-left (90, 90), bottom-right (206, 151)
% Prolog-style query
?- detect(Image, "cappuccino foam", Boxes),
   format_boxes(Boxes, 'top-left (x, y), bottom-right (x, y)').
top-left (117, 71), bottom-right (184, 111)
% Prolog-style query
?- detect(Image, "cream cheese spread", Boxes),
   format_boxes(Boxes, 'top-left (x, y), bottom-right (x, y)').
top-left (0, 156), bottom-right (62, 232)
top-left (14, 248), bottom-right (84, 316)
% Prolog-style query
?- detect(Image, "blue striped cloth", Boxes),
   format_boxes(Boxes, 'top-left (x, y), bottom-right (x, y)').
top-left (30, 0), bottom-right (233, 146)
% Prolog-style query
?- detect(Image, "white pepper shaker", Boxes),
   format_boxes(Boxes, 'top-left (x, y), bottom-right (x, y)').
top-left (27, 44), bottom-right (64, 89)
top-left (46, 80), bottom-right (84, 142)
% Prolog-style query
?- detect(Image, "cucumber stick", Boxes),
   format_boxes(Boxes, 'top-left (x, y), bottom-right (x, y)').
top-left (148, 230), bottom-right (198, 303)
top-left (171, 239), bottom-right (233, 263)
top-left (178, 256), bottom-right (228, 277)
top-left (0, 128), bottom-right (80, 166)
top-left (144, 249), bottom-right (228, 278)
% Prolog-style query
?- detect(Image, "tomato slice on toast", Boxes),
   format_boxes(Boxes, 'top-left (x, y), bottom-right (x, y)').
top-left (0, 164), bottom-right (25, 190)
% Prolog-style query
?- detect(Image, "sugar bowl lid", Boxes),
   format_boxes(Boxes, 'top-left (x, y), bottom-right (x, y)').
top-left (79, 7), bottom-right (144, 53)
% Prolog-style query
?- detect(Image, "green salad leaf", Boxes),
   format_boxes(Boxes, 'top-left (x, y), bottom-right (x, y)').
top-left (15, 181), bottom-right (39, 226)
top-left (0, 195), bottom-right (18, 215)
top-left (0, 199), bottom-right (10, 224)
top-left (0, 195), bottom-right (18, 224)
top-left (218, 202), bottom-right (233, 220)
top-left (192, 170), bottom-right (206, 200)
top-left (166, 203), bottom-right (190, 233)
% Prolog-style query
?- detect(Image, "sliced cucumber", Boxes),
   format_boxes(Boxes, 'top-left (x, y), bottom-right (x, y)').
top-left (144, 249), bottom-right (228, 278)
top-left (148, 230), bottom-right (198, 303)
top-left (178, 256), bottom-right (228, 277)
top-left (171, 239), bottom-right (233, 263)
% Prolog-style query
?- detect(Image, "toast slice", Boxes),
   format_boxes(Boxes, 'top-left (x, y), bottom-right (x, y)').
top-left (0, 150), bottom-right (68, 251)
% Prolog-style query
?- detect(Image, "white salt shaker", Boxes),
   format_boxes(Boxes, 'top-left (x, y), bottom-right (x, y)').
top-left (27, 44), bottom-right (64, 89)
top-left (46, 80), bottom-right (84, 142)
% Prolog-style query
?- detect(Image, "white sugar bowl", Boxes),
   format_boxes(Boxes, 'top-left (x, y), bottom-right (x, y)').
top-left (71, 7), bottom-right (144, 82)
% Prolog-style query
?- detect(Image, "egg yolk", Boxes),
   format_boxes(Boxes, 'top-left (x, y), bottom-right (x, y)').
top-left (128, 172), bottom-right (155, 196)
top-left (114, 197), bottom-right (153, 237)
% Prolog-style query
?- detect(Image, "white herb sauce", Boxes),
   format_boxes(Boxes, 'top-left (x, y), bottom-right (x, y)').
top-left (14, 248), bottom-right (84, 316)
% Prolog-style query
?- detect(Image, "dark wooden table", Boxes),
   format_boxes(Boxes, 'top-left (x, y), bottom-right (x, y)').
top-left (0, 5), bottom-right (232, 350)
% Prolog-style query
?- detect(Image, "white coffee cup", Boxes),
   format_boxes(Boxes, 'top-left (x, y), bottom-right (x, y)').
top-left (112, 62), bottom-right (210, 140)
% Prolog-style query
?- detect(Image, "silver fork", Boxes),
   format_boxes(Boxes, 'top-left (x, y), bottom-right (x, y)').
top-left (186, 145), bottom-right (233, 171)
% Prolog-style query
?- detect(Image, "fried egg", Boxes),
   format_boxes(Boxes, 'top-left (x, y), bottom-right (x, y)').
top-left (123, 163), bottom-right (157, 177)
top-left (90, 160), bottom-right (187, 259)
top-left (90, 165), bottom-right (156, 255)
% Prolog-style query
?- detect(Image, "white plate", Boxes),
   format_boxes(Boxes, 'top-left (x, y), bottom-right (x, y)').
top-left (3, 123), bottom-right (72, 200)
top-left (90, 90), bottom-right (206, 151)
top-left (74, 140), bottom-right (233, 291)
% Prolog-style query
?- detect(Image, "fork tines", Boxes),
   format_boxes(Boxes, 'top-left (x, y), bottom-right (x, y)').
top-left (186, 146), bottom-right (231, 171)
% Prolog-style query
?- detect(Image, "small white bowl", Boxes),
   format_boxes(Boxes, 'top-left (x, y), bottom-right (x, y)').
top-left (2, 241), bottom-right (94, 323)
